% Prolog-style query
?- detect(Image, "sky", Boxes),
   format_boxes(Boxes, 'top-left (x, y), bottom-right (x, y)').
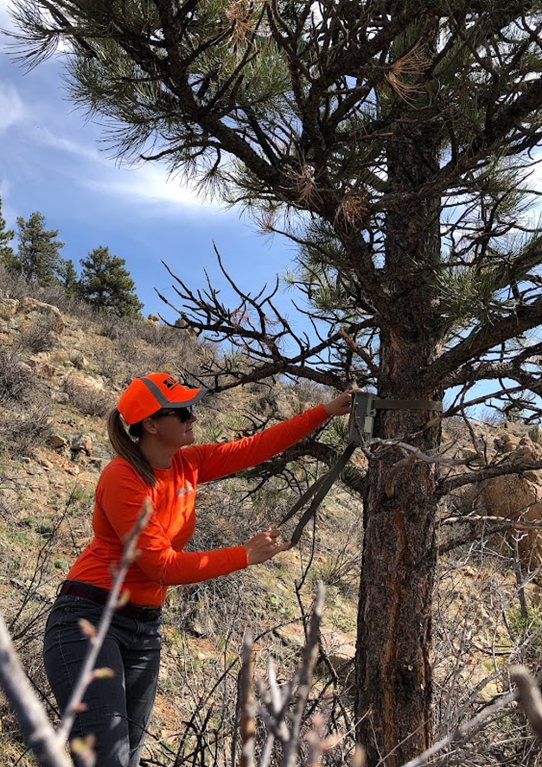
top-left (0, 0), bottom-right (299, 325)
top-left (1, 3), bottom-right (540, 418)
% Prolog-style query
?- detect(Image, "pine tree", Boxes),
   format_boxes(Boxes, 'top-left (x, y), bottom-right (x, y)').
top-left (0, 195), bottom-right (15, 266)
top-left (12, 212), bottom-right (64, 286)
top-left (9, 3), bottom-right (542, 764)
top-left (58, 258), bottom-right (79, 296)
top-left (77, 246), bottom-right (143, 318)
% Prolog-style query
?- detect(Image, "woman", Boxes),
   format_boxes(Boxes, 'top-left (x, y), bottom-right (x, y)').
top-left (44, 372), bottom-right (352, 767)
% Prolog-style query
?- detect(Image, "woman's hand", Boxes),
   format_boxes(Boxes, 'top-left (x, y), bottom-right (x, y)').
top-left (244, 528), bottom-right (290, 565)
top-left (323, 390), bottom-right (355, 417)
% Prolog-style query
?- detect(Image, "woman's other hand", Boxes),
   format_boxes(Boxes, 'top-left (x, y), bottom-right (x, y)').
top-left (244, 528), bottom-right (290, 565)
top-left (323, 390), bottom-right (355, 417)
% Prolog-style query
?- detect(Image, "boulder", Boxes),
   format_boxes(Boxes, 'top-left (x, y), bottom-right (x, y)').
top-left (49, 434), bottom-right (68, 449)
top-left (0, 298), bottom-right (18, 321)
top-left (480, 437), bottom-right (542, 571)
top-left (71, 434), bottom-right (93, 456)
top-left (20, 297), bottom-right (65, 334)
top-left (69, 350), bottom-right (89, 370)
top-left (28, 358), bottom-right (57, 379)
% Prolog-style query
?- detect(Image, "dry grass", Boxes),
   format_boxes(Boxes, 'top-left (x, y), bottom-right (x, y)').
top-left (1, 273), bottom-right (541, 767)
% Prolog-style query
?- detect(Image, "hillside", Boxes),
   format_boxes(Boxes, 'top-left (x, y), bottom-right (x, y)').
top-left (1, 270), bottom-right (541, 767)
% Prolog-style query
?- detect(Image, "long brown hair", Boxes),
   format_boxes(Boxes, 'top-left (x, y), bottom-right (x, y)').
top-left (106, 408), bottom-right (156, 486)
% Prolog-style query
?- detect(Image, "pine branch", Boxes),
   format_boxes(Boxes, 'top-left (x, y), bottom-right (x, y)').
top-left (425, 297), bottom-right (542, 388)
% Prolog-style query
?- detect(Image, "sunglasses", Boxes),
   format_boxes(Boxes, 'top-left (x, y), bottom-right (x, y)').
top-left (152, 406), bottom-right (194, 423)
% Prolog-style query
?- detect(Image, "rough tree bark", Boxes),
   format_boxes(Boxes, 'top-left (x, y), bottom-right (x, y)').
top-left (355, 116), bottom-right (443, 763)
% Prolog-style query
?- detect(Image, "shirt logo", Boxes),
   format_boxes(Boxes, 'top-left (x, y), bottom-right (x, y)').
top-left (176, 482), bottom-right (194, 498)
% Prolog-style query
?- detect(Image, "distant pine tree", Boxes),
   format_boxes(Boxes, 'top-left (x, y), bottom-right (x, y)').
top-left (77, 246), bottom-right (143, 318)
top-left (59, 258), bottom-right (79, 296)
top-left (11, 212), bottom-right (65, 285)
top-left (0, 196), bottom-right (15, 266)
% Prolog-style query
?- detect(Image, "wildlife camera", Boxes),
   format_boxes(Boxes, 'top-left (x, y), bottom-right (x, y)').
top-left (348, 391), bottom-right (376, 444)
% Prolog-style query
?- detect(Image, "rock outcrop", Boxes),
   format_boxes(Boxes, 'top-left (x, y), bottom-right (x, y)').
top-left (480, 435), bottom-right (542, 570)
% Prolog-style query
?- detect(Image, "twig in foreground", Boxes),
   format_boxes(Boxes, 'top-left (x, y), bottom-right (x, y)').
top-left (0, 610), bottom-right (73, 767)
top-left (57, 497), bottom-right (153, 742)
top-left (399, 664), bottom-right (542, 767)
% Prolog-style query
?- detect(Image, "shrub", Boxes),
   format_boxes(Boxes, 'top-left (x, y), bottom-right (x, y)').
top-left (97, 315), bottom-right (124, 341)
top-left (18, 314), bottom-right (59, 353)
top-left (0, 264), bottom-right (32, 301)
top-left (0, 350), bottom-right (34, 405)
top-left (63, 377), bottom-right (113, 417)
top-left (0, 404), bottom-right (52, 457)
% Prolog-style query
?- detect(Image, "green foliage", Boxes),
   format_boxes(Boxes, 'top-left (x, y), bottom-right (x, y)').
top-left (77, 245), bottom-right (143, 318)
top-left (58, 257), bottom-right (79, 295)
top-left (0, 195), bottom-right (15, 264)
top-left (5, 211), bottom-right (65, 286)
top-left (6, 3), bottom-right (542, 762)
top-left (435, 266), bottom-right (510, 330)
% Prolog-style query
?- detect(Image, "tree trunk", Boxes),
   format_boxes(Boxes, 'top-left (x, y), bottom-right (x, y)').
top-left (354, 404), bottom-right (441, 766)
top-left (354, 101), bottom-right (443, 765)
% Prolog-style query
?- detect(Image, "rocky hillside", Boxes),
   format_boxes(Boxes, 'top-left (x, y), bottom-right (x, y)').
top-left (0, 275), bottom-right (362, 765)
top-left (0, 271), bottom-right (541, 766)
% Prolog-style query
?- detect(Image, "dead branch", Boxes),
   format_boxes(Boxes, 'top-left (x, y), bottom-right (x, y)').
top-left (400, 664), bottom-right (542, 767)
top-left (510, 665), bottom-right (542, 739)
top-left (0, 497), bottom-right (152, 766)
top-left (239, 585), bottom-right (332, 767)
top-left (437, 459), bottom-right (542, 498)
top-left (239, 634), bottom-right (256, 767)
top-left (156, 253), bottom-right (374, 394)
top-left (364, 437), bottom-right (481, 499)
top-left (399, 679), bottom-right (516, 767)
top-left (57, 498), bottom-right (153, 741)
top-left (0, 611), bottom-right (74, 767)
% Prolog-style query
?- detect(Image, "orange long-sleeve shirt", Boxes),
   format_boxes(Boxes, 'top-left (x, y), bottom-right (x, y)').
top-left (67, 404), bottom-right (329, 606)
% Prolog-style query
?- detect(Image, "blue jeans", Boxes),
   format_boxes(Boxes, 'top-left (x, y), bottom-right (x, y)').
top-left (43, 593), bottom-right (162, 767)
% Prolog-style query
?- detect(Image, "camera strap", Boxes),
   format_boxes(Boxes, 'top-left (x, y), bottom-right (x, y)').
top-left (278, 394), bottom-right (442, 548)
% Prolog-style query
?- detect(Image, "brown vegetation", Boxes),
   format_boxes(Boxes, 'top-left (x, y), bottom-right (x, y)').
top-left (1, 269), bottom-right (542, 766)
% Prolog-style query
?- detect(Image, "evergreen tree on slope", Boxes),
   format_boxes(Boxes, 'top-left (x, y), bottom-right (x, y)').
top-left (11, 211), bottom-right (64, 286)
top-left (0, 195), bottom-right (15, 267)
top-left (78, 246), bottom-right (143, 318)
top-left (7, 3), bottom-right (542, 765)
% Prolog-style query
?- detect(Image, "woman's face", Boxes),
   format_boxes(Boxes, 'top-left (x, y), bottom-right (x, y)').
top-left (144, 408), bottom-right (197, 448)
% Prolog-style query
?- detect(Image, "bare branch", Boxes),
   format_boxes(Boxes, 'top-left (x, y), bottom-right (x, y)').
top-left (437, 459), bottom-right (542, 498)
top-left (0, 612), bottom-right (74, 767)
top-left (239, 634), bottom-right (256, 767)
top-left (57, 498), bottom-right (153, 741)
top-left (510, 665), bottom-right (542, 740)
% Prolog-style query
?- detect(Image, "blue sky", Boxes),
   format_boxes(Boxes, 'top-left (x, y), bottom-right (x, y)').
top-left (1, 3), bottom-right (540, 418)
top-left (0, 0), bottom-right (300, 324)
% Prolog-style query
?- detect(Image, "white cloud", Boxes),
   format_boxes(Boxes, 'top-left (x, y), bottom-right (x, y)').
top-left (29, 123), bottom-right (221, 214)
top-left (91, 163), bottom-right (223, 214)
top-left (0, 81), bottom-right (25, 132)
top-left (32, 126), bottom-right (104, 163)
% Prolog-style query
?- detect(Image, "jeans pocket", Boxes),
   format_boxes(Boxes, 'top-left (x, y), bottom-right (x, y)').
top-left (57, 595), bottom-right (104, 619)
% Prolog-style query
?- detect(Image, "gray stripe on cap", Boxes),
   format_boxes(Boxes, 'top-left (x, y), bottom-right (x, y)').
top-left (139, 377), bottom-right (207, 408)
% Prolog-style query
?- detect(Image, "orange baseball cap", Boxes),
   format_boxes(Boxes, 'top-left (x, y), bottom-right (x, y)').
top-left (117, 373), bottom-right (206, 425)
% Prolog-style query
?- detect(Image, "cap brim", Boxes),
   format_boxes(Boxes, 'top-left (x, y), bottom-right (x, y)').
top-left (162, 388), bottom-right (207, 409)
